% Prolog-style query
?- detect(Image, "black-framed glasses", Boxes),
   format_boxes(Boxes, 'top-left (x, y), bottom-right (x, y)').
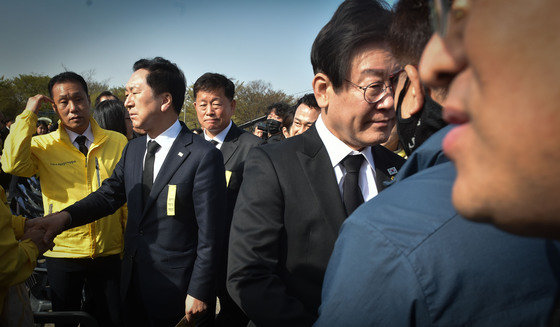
top-left (345, 68), bottom-right (404, 104)
top-left (429, 0), bottom-right (452, 36)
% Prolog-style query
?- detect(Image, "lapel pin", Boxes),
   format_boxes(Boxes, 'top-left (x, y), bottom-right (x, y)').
top-left (178, 152), bottom-right (184, 157)
top-left (387, 167), bottom-right (398, 176)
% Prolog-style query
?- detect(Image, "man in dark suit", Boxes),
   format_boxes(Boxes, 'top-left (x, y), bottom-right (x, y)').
top-left (193, 72), bottom-right (264, 327)
top-left (226, 1), bottom-right (405, 326)
top-left (29, 57), bottom-right (226, 326)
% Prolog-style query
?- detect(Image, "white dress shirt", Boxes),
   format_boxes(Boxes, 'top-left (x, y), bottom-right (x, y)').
top-left (65, 123), bottom-right (94, 151)
top-left (203, 120), bottom-right (232, 150)
top-left (315, 114), bottom-right (378, 201)
top-left (144, 120), bottom-right (182, 183)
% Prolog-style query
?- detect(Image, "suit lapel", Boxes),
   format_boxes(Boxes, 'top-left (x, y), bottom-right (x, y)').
top-left (297, 126), bottom-right (347, 236)
top-left (372, 145), bottom-right (399, 192)
top-left (220, 123), bottom-right (241, 166)
top-left (141, 126), bottom-right (192, 217)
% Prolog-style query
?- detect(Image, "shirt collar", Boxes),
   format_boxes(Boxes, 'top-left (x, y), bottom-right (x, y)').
top-left (315, 114), bottom-right (375, 170)
top-left (147, 120), bottom-right (182, 149)
top-left (65, 123), bottom-right (93, 144)
top-left (203, 120), bottom-right (232, 145)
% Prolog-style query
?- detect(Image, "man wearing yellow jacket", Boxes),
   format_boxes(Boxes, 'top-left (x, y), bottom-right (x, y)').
top-left (1, 72), bottom-right (127, 327)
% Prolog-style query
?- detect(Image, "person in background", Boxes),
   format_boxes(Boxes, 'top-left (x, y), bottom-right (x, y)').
top-left (35, 120), bottom-right (48, 135)
top-left (193, 72), bottom-right (264, 327)
top-left (94, 99), bottom-right (134, 140)
top-left (283, 94), bottom-right (321, 138)
top-left (94, 90), bottom-right (119, 107)
top-left (264, 102), bottom-right (291, 142)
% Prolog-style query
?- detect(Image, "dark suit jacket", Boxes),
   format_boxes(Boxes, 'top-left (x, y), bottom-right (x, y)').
top-left (227, 126), bottom-right (405, 326)
top-left (66, 123), bottom-right (227, 320)
top-left (221, 123), bottom-right (265, 223)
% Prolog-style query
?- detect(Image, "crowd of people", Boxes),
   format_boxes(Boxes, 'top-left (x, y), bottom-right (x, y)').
top-left (1, 0), bottom-right (559, 326)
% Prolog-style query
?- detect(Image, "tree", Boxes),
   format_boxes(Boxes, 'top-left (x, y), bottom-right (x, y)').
top-left (0, 74), bottom-right (52, 120)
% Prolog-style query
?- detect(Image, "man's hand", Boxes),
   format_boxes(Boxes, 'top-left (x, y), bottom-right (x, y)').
top-left (25, 211), bottom-right (71, 244)
top-left (21, 228), bottom-right (54, 254)
top-left (25, 94), bottom-right (54, 115)
top-left (184, 294), bottom-right (208, 322)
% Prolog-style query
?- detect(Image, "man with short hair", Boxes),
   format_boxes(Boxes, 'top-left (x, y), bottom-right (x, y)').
top-left (283, 94), bottom-right (321, 138)
top-left (264, 102), bottom-right (291, 142)
top-left (419, 0), bottom-right (560, 240)
top-left (28, 57), bottom-right (227, 326)
top-left (226, 1), bottom-right (405, 325)
top-left (315, 0), bottom-right (560, 325)
top-left (193, 72), bottom-right (263, 326)
top-left (1, 71), bottom-right (128, 326)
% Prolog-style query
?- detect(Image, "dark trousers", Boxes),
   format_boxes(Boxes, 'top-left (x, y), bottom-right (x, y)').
top-left (122, 262), bottom-right (215, 327)
top-left (46, 255), bottom-right (122, 327)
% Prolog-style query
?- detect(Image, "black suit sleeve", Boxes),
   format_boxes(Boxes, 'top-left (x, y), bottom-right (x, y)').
top-left (189, 147), bottom-right (227, 302)
top-left (65, 143), bottom-right (129, 228)
top-left (227, 147), bottom-right (315, 326)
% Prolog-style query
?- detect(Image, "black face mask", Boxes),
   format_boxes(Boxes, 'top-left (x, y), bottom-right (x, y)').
top-left (266, 119), bottom-right (282, 135)
top-left (396, 77), bottom-right (448, 156)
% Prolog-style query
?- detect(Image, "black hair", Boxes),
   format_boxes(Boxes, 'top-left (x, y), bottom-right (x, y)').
top-left (266, 102), bottom-right (292, 123)
top-left (389, 0), bottom-right (433, 66)
top-left (311, 0), bottom-right (391, 90)
top-left (36, 120), bottom-right (48, 128)
top-left (193, 73), bottom-right (235, 101)
top-left (93, 100), bottom-right (128, 137)
top-left (95, 91), bottom-right (119, 106)
top-left (295, 93), bottom-right (321, 111)
top-left (48, 71), bottom-right (89, 98)
top-left (282, 107), bottom-right (296, 130)
top-left (132, 57), bottom-right (186, 115)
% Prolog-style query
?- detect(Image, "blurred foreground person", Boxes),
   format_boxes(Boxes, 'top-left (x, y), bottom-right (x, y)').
top-left (419, 0), bottom-right (560, 238)
top-left (316, 0), bottom-right (560, 325)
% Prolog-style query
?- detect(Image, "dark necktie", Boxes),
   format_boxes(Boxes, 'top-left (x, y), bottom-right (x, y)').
top-left (143, 140), bottom-right (160, 202)
top-left (341, 154), bottom-right (364, 216)
top-left (209, 139), bottom-right (219, 146)
top-left (75, 135), bottom-right (88, 157)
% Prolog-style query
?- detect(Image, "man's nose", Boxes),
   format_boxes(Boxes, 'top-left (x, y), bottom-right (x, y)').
top-left (419, 34), bottom-right (467, 89)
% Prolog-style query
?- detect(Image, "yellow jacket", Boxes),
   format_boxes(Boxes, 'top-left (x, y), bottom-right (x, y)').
top-left (0, 186), bottom-right (37, 314)
top-left (1, 109), bottom-right (128, 258)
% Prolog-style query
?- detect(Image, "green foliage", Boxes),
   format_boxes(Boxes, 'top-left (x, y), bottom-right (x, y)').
top-left (0, 74), bottom-right (52, 120)
top-left (0, 74), bottom-right (294, 130)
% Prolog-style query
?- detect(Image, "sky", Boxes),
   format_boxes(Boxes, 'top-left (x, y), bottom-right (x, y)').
top-left (0, 0), bottom-right (396, 97)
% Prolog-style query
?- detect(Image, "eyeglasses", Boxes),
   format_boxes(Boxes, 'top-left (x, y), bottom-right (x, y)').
top-left (430, 0), bottom-right (452, 36)
top-left (345, 68), bottom-right (404, 104)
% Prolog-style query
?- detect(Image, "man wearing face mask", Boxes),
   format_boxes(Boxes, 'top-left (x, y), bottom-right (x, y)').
top-left (264, 102), bottom-right (290, 142)
top-left (315, 0), bottom-right (560, 325)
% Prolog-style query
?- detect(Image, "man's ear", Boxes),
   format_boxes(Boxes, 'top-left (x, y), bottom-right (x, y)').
top-left (231, 99), bottom-right (237, 114)
top-left (282, 126), bottom-right (290, 138)
top-left (160, 92), bottom-right (173, 112)
top-left (401, 64), bottom-right (426, 118)
top-left (51, 103), bottom-right (60, 117)
top-left (312, 73), bottom-right (330, 110)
